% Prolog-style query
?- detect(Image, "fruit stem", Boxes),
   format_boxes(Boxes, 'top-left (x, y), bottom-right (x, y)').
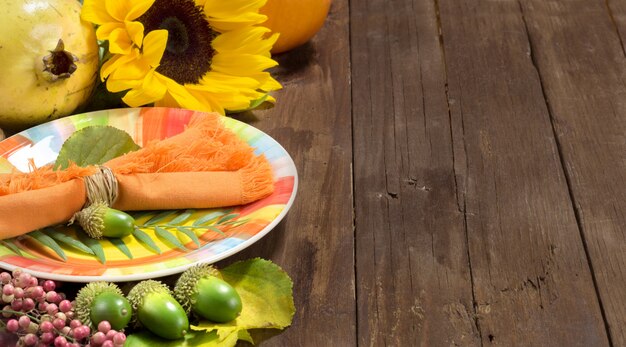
top-left (41, 39), bottom-right (78, 82)
top-left (0, 309), bottom-right (78, 342)
top-left (0, 309), bottom-right (39, 322)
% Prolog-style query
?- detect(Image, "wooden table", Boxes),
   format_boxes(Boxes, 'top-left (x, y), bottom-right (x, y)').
top-left (227, 0), bottom-right (626, 346)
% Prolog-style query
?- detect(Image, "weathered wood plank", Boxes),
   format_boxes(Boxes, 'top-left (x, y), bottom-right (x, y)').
top-left (606, 0), bottom-right (626, 54)
top-left (439, 0), bottom-right (610, 345)
top-left (521, 0), bottom-right (626, 344)
top-left (351, 0), bottom-right (480, 345)
top-left (222, 0), bottom-right (356, 345)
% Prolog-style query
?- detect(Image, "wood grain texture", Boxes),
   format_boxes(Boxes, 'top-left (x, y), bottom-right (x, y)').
top-left (439, 0), bottom-right (610, 345)
top-left (351, 0), bottom-right (480, 345)
top-left (220, 0), bottom-right (356, 345)
top-left (522, 0), bottom-right (626, 344)
top-left (3, 1), bottom-right (623, 346)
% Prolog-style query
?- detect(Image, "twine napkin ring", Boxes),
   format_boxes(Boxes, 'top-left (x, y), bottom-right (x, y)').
top-left (68, 166), bottom-right (119, 237)
top-left (83, 165), bottom-right (118, 207)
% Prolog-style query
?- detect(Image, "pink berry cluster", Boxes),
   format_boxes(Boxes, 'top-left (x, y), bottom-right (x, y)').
top-left (0, 269), bottom-right (126, 347)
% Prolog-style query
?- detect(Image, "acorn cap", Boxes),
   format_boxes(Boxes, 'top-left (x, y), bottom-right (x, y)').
top-left (72, 201), bottom-right (108, 239)
top-left (74, 282), bottom-right (124, 329)
top-left (173, 264), bottom-right (221, 314)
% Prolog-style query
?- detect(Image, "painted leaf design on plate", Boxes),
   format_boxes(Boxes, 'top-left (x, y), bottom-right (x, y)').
top-left (17, 209), bottom-right (243, 263)
top-left (27, 230), bottom-right (66, 261)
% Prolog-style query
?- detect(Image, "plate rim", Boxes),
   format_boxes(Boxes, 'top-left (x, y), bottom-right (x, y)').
top-left (0, 107), bottom-right (298, 282)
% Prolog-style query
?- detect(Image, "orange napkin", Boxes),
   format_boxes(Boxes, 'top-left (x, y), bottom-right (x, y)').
top-left (0, 113), bottom-right (274, 240)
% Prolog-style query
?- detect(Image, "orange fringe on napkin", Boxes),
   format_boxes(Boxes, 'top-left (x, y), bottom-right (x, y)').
top-left (0, 113), bottom-right (274, 240)
top-left (0, 162), bottom-right (96, 196)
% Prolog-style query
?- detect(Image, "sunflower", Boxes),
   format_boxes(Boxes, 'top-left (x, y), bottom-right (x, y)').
top-left (81, 0), bottom-right (281, 114)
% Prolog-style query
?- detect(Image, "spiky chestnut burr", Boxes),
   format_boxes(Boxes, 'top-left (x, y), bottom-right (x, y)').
top-left (74, 282), bottom-right (131, 331)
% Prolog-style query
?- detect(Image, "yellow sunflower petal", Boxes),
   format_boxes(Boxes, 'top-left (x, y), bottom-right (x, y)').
top-left (92, 0), bottom-right (280, 114)
top-left (100, 49), bottom-right (143, 80)
top-left (187, 81), bottom-right (252, 105)
top-left (108, 27), bottom-right (135, 55)
top-left (125, 0), bottom-right (155, 20)
top-left (154, 75), bottom-right (212, 112)
top-left (185, 89), bottom-right (226, 114)
top-left (211, 27), bottom-right (276, 57)
top-left (153, 92), bottom-right (179, 109)
top-left (254, 72), bottom-right (282, 91)
top-left (211, 53), bottom-right (278, 76)
top-left (142, 30), bottom-right (168, 67)
top-left (125, 21), bottom-right (145, 47)
top-left (108, 55), bottom-right (151, 83)
top-left (105, 0), bottom-right (148, 22)
top-left (106, 77), bottom-right (140, 93)
top-left (122, 71), bottom-right (168, 106)
top-left (187, 77), bottom-right (268, 112)
top-left (198, 72), bottom-right (259, 93)
top-left (81, 0), bottom-right (116, 24)
top-left (104, 0), bottom-right (126, 22)
top-left (100, 53), bottom-right (138, 80)
top-left (107, 68), bottom-right (146, 92)
top-left (203, 0), bottom-right (266, 16)
top-left (207, 14), bottom-right (268, 33)
top-left (95, 22), bottom-right (124, 42)
top-left (204, 0), bottom-right (268, 31)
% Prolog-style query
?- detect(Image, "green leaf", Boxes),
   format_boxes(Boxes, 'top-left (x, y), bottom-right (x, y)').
top-left (143, 210), bottom-right (178, 226)
top-left (0, 240), bottom-right (22, 256)
top-left (41, 228), bottom-right (94, 255)
top-left (168, 210), bottom-right (195, 225)
top-left (248, 93), bottom-right (269, 110)
top-left (194, 258), bottom-right (295, 333)
top-left (176, 227), bottom-right (200, 247)
top-left (76, 231), bottom-right (106, 264)
top-left (132, 228), bottom-right (161, 254)
top-left (108, 238), bottom-right (133, 259)
top-left (154, 227), bottom-right (187, 251)
top-left (229, 93), bottom-right (270, 113)
top-left (124, 329), bottom-right (241, 347)
top-left (237, 329), bottom-right (254, 344)
top-left (81, 75), bottom-right (125, 112)
top-left (28, 230), bottom-right (67, 261)
top-left (55, 125), bottom-right (140, 169)
top-left (192, 211), bottom-right (226, 227)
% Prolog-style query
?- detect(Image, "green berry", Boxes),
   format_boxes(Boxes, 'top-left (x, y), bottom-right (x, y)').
top-left (127, 280), bottom-right (188, 340)
top-left (90, 291), bottom-right (132, 330)
top-left (174, 264), bottom-right (242, 323)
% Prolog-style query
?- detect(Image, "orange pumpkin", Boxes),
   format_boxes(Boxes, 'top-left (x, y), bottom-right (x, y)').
top-left (260, 0), bottom-right (332, 54)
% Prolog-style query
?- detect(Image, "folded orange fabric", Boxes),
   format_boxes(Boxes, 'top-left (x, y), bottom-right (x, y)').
top-left (0, 113), bottom-right (274, 240)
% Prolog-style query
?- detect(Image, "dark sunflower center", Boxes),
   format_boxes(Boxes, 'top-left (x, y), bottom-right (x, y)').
top-left (137, 0), bottom-right (217, 84)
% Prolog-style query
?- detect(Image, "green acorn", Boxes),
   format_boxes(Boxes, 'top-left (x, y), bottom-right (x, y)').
top-left (74, 282), bottom-right (132, 331)
top-left (174, 264), bottom-right (242, 323)
top-left (127, 280), bottom-right (189, 340)
top-left (73, 201), bottom-right (135, 239)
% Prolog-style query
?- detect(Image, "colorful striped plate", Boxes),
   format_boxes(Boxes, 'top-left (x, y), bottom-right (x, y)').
top-left (0, 108), bottom-right (298, 282)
